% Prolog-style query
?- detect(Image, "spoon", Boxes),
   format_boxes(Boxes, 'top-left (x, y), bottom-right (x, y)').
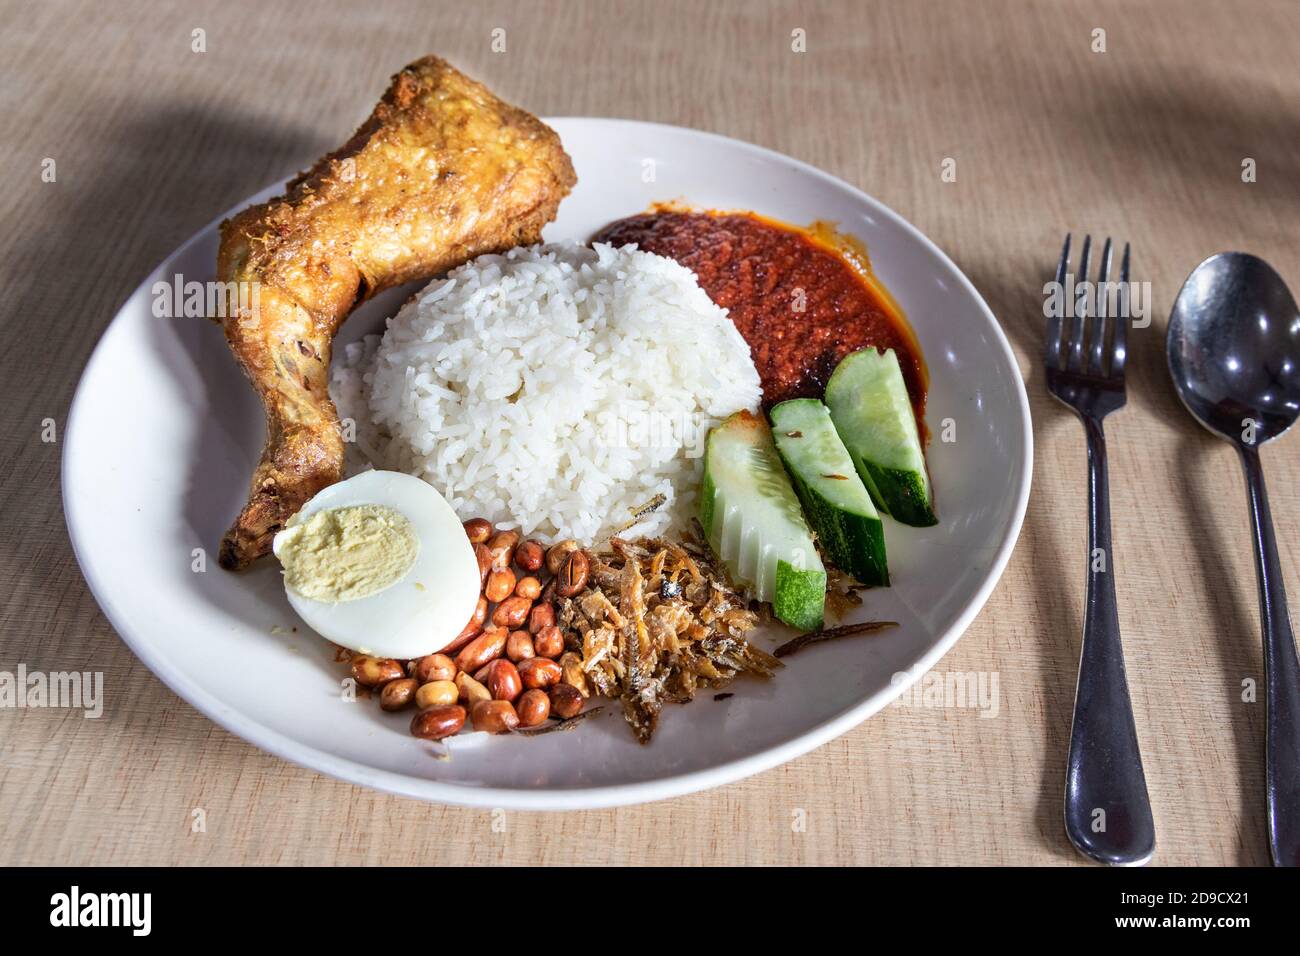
top-left (1167, 252), bottom-right (1300, 867)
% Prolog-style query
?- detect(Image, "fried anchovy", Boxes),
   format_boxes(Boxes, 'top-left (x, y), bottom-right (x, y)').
top-left (560, 534), bottom-right (772, 743)
top-left (610, 493), bottom-right (669, 536)
top-left (619, 557), bottom-right (662, 743)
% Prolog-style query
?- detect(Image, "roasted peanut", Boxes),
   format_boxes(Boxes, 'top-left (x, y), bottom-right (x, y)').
top-left (527, 602), bottom-right (556, 634)
top-left (517, 656), bottom-right (562, 690)
top-left (534, 624), bottom-right (564, 659)
top-left (411, 704), bottom-right (466, 740)
top-left (517, 688), bottom-right (551, 726)
top-left (352, 656), bottom-right (404, 688)
top-left (506, 630), bottom-right (536, 663)
top-left (557, 550), bottom-right (590, 598)
top-left (491, 595), bottom-right (532, 629)
top-left (463, 518), bottom-right (493, 544)
top-left (487, 530), bottom-right (520, 571)
top-left (455, 627), bottom-right (508, 673)
top-left (442, 630), bottom-right (477, 656)
top-left (412, 653), bottom-right (457, 684)
top-left (474, 543), bottom-right (493, 588)
top-left (545, 539), bottom-right (580, 576)
top-left (416, 679), bottom-right (459, 710)
top-left (455, 671), bottom-right (492, 707)
top-left (515, 539), bottom-right (544, 573)
top-left (514, 575), bottom-right (542, 600)
top-left (549, 682), bottom-right (584, 719)
top-left (444, 596), bottom-right (488, 654)
top-left (559, 652), bottom-right (591, 697)
top-left (471, 699), bottom-right (520, 734)
top-left (485, 659), bottom-right (523, 702)
top-left (485, 567), bottom-right (517, 603)
top-left (380, 678), bottom-right (418, 711)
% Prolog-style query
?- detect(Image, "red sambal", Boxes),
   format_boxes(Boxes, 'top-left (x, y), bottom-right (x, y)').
top-left (593, 210), bottom-right (927, 424)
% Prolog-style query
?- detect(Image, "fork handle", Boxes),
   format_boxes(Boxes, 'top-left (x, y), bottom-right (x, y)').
top-left (1064, 417), bottom-right (1156, 865)
top-left (1239, 444), bottom-right (1300, 867)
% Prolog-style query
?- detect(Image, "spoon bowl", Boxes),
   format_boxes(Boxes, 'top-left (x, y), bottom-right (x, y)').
top-left (1168, 252), bottom-right (1300, 444)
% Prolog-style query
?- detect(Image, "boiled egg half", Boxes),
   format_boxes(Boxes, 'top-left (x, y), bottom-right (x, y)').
top-left (272, 470), bottom-right (479, 659)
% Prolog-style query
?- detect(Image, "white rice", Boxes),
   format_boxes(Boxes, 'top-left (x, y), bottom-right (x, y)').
top-left (331, 242), bottom-right (760, 542)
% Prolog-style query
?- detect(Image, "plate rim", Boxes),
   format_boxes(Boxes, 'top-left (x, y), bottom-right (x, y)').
top-left (63, 117), bottom-right (1033, 810)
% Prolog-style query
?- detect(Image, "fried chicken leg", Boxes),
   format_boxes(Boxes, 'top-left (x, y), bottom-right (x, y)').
top-left (216, 56), bottom-right (575, 570)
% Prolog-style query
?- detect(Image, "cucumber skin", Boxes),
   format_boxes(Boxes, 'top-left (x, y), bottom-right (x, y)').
top-left (856, 459), bottom-right (938, 527)
top-left (700, 468), bottom-right (718, 538)
top-left (775, 559), bottom-right (826, 632)
top-left (781, 463), bottom-right (889, 586)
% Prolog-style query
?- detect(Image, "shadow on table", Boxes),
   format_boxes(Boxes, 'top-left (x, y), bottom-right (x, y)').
top-left (1167, 426), bottom-right (1268, 866)
top-left (1073, 76), bottom-right (1300, 226)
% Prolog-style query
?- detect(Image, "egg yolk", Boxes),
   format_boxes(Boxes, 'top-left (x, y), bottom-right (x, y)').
top-left (276, 504), bottom-right (419, 603)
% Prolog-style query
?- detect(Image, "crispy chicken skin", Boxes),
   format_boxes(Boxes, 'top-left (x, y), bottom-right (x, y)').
top-left (216, 56), bottom-right (575, 570)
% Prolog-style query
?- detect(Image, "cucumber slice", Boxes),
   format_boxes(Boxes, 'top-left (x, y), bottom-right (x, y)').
top-left (770, 399), bottom-right (889, 586)
top-left (824, 348), bottom-right (937, 526)
top-left (700, 410), bottom-right (826, 631)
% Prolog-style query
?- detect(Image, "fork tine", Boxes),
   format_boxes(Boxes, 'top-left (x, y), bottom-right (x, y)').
top-left (1066, 235), bottom-right (1091, 372)
top-left (1045, 233), bottom-right (1070, 369)
top-left (1089, 237), bottom-right (1113, 375)
top-left (1112, 243), bottom-right (1131, 377)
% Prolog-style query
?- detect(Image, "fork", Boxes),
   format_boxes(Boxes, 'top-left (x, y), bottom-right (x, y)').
top-left (1046, 234), bottom-right (1156, 865)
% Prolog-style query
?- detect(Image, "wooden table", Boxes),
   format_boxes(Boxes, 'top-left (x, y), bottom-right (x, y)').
top-left (3, 0), bottom-right (1297, 866)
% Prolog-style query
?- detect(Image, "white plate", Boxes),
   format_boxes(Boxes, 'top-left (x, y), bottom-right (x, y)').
top-left (64, 118), bottom-right (1031, 809)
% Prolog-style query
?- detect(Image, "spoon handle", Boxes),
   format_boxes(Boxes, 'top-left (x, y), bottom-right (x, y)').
top-left (1239, 444), bottom-right (1300, 867)
top-left (1064, 417), bottom-right (1156, 865)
